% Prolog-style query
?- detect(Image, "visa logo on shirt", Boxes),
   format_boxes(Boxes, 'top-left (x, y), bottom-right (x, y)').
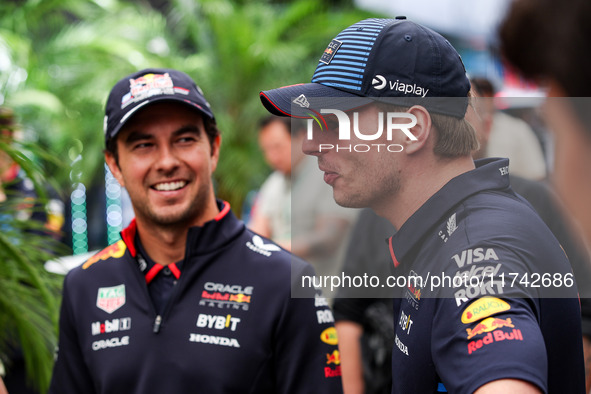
top-left (452, 248), bottom-right (499, 268)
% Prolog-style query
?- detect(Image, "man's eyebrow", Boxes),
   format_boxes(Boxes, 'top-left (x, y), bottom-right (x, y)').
top-left (123, 124), bottom-right (202, 144)
top-left (124, 131), bottom-right (152, 144)
top-left (173, 125), bottom-right (202, 136)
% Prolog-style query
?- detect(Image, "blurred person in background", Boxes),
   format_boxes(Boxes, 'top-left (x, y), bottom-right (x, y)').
top-left (249, 115), bottom-right (358, 299)
top-left (470, 77), bottom-right (547, 180)
top-left (499, 0), bottom-right (591, 244)
top-left (500, 0), bottom-right (591, 391)
top-left (332, 208), bottom-right (395, 394)
top-left (470, 82), bottom-right (591, 391)
top-left (0, 107), bottom-right (65, 394)
top-left (0, 107), bottom-right (65, 238)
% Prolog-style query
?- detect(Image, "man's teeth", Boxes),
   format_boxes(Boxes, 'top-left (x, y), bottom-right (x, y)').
top-left (154, 181), bottom-right (186, 191)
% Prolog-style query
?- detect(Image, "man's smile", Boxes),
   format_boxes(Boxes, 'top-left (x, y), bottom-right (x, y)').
top-left (152, 180), bottom-right (188, 191)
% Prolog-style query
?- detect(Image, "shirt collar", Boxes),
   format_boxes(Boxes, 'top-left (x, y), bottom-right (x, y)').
top-left (120, 199), bottom-right (241, 260)
top-left (388, 158), bottom-right (511, 268)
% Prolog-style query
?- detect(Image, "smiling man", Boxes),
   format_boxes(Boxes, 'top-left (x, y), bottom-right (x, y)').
top-left (49, 69), bottom-right (343, 394)
top-left (260, 18), bottom-right (585, 393)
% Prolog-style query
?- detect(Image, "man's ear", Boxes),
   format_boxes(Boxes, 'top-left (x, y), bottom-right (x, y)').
top-left (105, 151), bottom-right (125, 188)
top-left (210, 135), bottom-right (222, 172)
top-left (404, 105), bottom-right (432, 155)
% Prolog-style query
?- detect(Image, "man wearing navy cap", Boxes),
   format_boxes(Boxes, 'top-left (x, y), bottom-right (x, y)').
top-left (49, 69), bottom-right (343, 393)
top-left (260, 18), bottom-right (585, 393)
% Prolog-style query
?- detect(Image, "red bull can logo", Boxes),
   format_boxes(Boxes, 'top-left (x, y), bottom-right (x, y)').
top-left (466, 317), bottom-right (514, 340)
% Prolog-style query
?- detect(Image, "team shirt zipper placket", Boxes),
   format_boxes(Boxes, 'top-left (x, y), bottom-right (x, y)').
top-left (135, 251), bottom-right (184, 334)
top-left (151, 261), bottom-right (184, 334)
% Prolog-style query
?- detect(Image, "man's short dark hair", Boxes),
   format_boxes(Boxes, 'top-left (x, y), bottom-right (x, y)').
top-left (470, 78), bottom-right (495, 98)
top-left (499, 0), bottom-right (591, 136)
top-left (499, 0), bottom-right (591, 98)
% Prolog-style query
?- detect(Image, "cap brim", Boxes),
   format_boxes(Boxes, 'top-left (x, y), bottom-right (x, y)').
top-left (109, 96), bottom-right (215, 142)
top-left (260, 82), bottom-right (372, 118)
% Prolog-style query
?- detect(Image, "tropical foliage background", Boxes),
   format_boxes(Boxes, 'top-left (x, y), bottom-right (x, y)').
top-left (0, 0), bottom-right (381, 391)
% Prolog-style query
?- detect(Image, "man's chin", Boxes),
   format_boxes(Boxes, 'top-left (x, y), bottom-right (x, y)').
top-left (333, 191), bottom-right (367, 209)
top-left (149, 206), bottom-right (201, 227)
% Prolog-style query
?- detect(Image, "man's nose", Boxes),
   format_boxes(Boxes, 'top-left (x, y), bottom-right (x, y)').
top-left (302, 121), bottom-right (334, 157)
top-left (155, 145), bottom-right (181, 172)
top-left (301, 133), bottom-right (321, 157)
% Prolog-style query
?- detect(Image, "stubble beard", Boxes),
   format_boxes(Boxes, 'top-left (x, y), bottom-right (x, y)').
top-left (332, 169), bottom-right (401, 211)
top-left (140, 180), bottom-right (214, 230)
top-left (325, 146), bottom-right (401, 209)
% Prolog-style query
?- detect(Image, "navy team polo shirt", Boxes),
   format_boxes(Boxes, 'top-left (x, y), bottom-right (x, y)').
top-left (387, 158), bottom-right (584, 393)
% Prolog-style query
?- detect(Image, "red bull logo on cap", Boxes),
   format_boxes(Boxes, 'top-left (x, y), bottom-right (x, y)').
top-left (466, 317), bottom-right (514, 340)
top-left (129, 73), bottom-right (173, 97)
top-left (122, 73), bottom-right (176, 109)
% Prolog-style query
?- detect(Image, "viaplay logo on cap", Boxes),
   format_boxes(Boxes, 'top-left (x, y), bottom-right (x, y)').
top-left (372, 75), bottom-right (387, 90)
top-left (371, 74), bottom-right (430, 97)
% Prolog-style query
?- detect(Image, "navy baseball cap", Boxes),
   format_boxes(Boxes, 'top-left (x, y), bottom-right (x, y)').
top-left (260, 18), bottom-right (470, 118)
top-left (104, 68), bottom-right (215, 143)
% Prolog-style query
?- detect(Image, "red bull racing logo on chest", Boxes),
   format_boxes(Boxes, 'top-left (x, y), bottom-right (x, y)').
top-left (199, 282), bottom-right (254, 311)
top-left (96, 284), bottom-right (126, 314)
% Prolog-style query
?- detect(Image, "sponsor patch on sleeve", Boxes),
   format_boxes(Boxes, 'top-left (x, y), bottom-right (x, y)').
top-left (461, 297), bottom-right (510, 324)
top-left (320, 327), bottom-right (338, 345)
top-left (324, 350), bottom-right (342, 378)
top-left (83, 240), bottom-right (126, 270)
